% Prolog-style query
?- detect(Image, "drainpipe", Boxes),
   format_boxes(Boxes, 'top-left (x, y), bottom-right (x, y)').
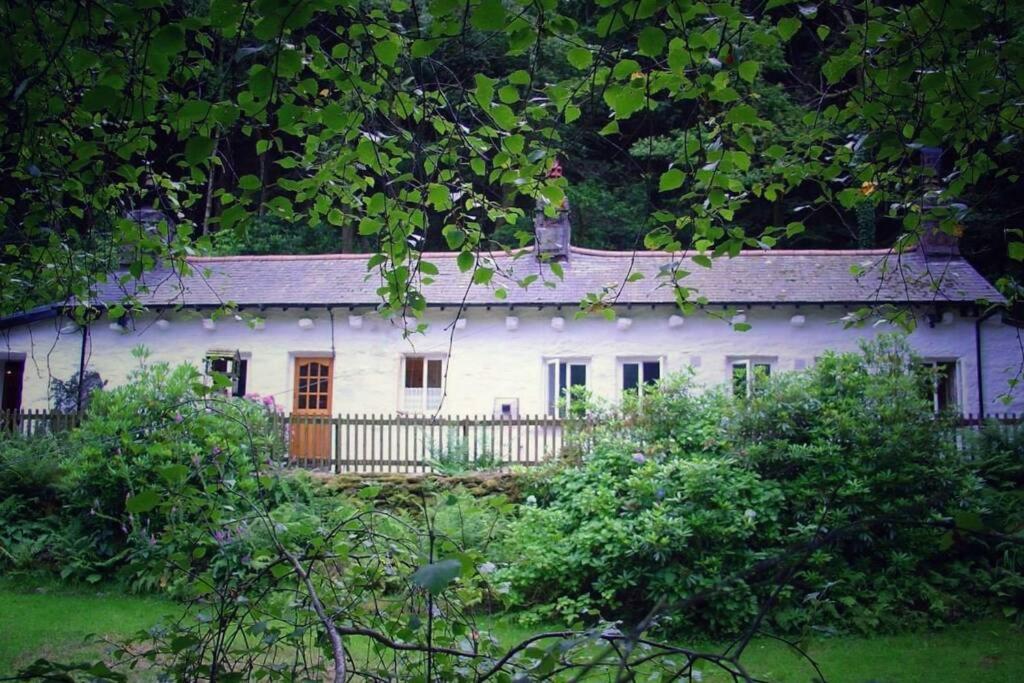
top-left (76, 321), bottom-right (89, 414)
top-left (974, 307), bottom-right (1000, 419)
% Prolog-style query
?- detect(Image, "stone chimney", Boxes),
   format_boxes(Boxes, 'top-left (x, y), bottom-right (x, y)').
top-left (918, 146), bottom-right (962, 259)
top-left (535, 158), bottom-right (571, 261)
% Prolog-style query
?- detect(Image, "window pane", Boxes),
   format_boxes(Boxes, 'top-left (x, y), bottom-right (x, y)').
top-left (754, 363), bottom-right (771, 377)
top-left (405, 387), bottom-right (424, 411)
top-left (623, 363), bottom-right (639, 392)
top-left (732, 363), bottom-right (748, 396)
top-left (936, 361), bottom-right (956, 411)
top-left (547, 362), bottom-right (557, 416)
top-left (426, 388), bottom-right (442, 411)
top-left (427, 359), bottom-right (443, 388)
top-left (235, 359), bottom-right (248, 397)
top-left (405, 357), bottom-right (424, 388)
top-left (210, 357), bottom-right (228, 373)
top-left (298, 378), bottom-right (308, 394)
top-left (318, 378), bottom-right (329, 394)
top-left (297, 395), bottom-right (307, 410)
top-left (558, 362), bottom-right (567, 394)
top-left (299, 364), bottom-right (309, 377)
top-left (642, 361), bottom-right (661, 385)
top-left (569, 364), bottom-right (586, 387)
top-left (319, 395), bottom-right (328, 410)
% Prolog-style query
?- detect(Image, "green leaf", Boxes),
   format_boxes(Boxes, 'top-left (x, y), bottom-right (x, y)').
top-left (489, 104), bottom-right (516, 129)
top-left (659, 168), bottom-right (685, 192)
top-left (239, 175), bottom-right (260, 191)
top-left (411, 39), bottom-right (439, 58)
top-left (549, 261), bottom-right (564, 280)
top-left (457, 251), bottom-right (475, 272)
top-left (470, 0), bottom-right (505, 31)
top-left (411, 559), bottom-right (462, 595)
top-left (822, 55), bottom-right (858, 85)
top-left (358, 218), bottom-right (383, 236)
top-left (566, 47), bottom-right (593, 70)
top-left (126, 489), bottom-right (161, 514)
top-left (606, 86), bottom-right (645, 119)
top-left (777, 17), bottom-right (801, 41)
top-left (427, 184), bottom-right (452, 210)
top-left (724, 104), bottom-right (762, 126)
top-left (185, 136), bottom-right (214, 165)
top-left (1009, 241), bottom-right (1024, 261)
top-left (738, 60), bottom-right (759, 83)
top-left (637, 26), bottom-right (666, 56)
top-left (210, 0), bottom-right (242, 30)
top-left (373, 39), bottom-right (400, 67)
top-left (159, 464), bottom-right (190, 484)
top-left (151, 25), bottom-right (185, 56)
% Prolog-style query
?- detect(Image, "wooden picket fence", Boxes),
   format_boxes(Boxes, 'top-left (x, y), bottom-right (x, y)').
top-left (0, 408), bottom-right (81, 436)
top-left (2, 408), bottom-right (1020, 473)
top-left (0, 408), bottom-right (590, 473)
top-left (270, 413), bottom-right (588, 473)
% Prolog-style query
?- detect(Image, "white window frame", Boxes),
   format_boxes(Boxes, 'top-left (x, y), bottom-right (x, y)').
top-left (618, 357), bottom-right (664, 401)
top-left (545, 358), bottom-right (590, 418)
top-left (729, 356), bottom-right (776, 398)
top-left (402, 354), bottom-right (445, 413)
top-left (921, 358), bottom-right (960, 413)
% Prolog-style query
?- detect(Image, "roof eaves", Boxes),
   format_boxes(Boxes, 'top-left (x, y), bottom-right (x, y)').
top-left (0, 304), bottom-right (61, 331)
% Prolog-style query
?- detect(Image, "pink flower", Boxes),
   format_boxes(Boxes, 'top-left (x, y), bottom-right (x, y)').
top-left (174, 413), bottom-right (184, 423)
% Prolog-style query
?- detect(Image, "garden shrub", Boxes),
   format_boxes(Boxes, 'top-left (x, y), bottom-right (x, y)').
top-left (0, 359), bottom-right (305, 591)
top-left (501, 443), bottom-right (784, 633)
top-left (961, 420), bottom-right (1024, 623)
top-left (0, 433), bottom-right (68, 570)
top-left (497, 336), bottom-right (1002, 636)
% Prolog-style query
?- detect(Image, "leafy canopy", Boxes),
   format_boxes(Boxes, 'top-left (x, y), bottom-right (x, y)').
top-left (1, 0), bottom-right (1021, 322)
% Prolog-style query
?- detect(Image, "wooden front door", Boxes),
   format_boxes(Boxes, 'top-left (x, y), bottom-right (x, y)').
top-left (291, 357), bottom-right (333, 464)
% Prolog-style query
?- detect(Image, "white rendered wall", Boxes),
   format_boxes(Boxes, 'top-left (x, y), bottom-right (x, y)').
top-left (1, 305), bottom-right (1021, 416)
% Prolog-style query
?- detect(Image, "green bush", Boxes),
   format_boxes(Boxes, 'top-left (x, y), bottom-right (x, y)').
top-left (0, 433), bottom-right (67, 570)
top-left (962, 420), bottom-right (1024, 623)
top-left (501, 444), bottom-right (783, 633)
top-left (0, 359), bottom-right (299, 590)
top-left (497, 337), bottom-right (997, 636)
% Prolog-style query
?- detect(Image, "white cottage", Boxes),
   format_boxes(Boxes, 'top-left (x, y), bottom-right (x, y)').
top-left (1, 215), bottom-right (1020, 453)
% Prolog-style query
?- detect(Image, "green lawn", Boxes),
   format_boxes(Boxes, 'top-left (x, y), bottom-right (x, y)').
top-left (1, 580), bottom-right (1022, 681)
top-left (0, 579), bottom-right (177, 676)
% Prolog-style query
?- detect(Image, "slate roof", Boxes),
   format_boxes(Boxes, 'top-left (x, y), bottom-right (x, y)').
top-left (85, 246), bottom-right (1002, 308)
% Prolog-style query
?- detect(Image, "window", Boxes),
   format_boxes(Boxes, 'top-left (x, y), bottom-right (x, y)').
top-left (621, 359), bottom-right (662, 399)
top-left (205, 351), bottom-right (247, 397)
top-left (730, 358), bottom-right (774, 398)
top-left (546, 359), bottom-right (588, 417)
top-left (923, 360), bottom-right (958, 413)
top-left (404, 356), bottom-right (443, 412)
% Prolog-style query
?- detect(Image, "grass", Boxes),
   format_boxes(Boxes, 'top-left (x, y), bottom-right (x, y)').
top-left (1, 580), bottom-right (1022, 681)
top-left (0, 579), bottom-right (177, 676)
